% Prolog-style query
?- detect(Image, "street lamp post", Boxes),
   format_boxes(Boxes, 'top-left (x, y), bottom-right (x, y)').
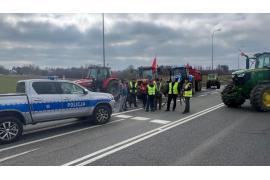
top-left (211, 28), bottom-right (221, 70)
top-left (102, 13), bottom-right (105, 67)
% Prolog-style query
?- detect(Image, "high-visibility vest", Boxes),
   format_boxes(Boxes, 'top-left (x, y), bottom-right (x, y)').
top-left (129, 81), bottom-right (137, 93)
top-left (147, 85), bottom-right (156, 95)
top-left (183, 82), bottom-right (192, 97)
top-left (168, 82), bottom-right (179, 95)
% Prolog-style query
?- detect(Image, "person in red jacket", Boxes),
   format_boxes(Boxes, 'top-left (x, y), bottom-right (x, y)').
top-left (139, 80), bottom-right (148, 109)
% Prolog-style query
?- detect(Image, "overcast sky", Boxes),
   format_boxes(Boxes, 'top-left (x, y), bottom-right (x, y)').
top-left (0, 13), bottom-right (269, 70)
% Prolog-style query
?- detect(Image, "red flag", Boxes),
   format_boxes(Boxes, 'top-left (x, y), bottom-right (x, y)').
top-left (240, 51), bottom-right (246, 56)
top-left (152, 57), bottom-right (157, 73)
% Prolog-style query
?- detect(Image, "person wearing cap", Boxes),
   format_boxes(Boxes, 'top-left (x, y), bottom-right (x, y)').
top-left (183, 75), bottom-right (193, 114)
top-left (128, 78), bottom-right (138, 108)
top-left (165, 76), bottom-right (181, 111)
top-left (146, 80), bottom-right (157, 112)
top-left (155, 78), bottom-right (163, 110)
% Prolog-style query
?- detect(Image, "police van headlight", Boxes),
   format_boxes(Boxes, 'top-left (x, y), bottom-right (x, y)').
top-left (108, 94), bottom-right (114, 100)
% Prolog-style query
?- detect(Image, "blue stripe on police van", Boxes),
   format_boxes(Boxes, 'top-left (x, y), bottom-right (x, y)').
top-left (0, 99), bottom-right (111, 113)
top-left (0, 103), bottom-right (29, 113)
top-left (32, 99), bottom-right (111, 112)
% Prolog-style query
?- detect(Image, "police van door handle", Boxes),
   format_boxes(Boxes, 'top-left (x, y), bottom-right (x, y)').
top-left (63, 97), bottom-right (71, 100)
top-left (33, 98), bottom-right (42, 102)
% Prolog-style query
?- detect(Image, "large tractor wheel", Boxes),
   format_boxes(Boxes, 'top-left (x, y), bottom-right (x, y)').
top-left (221, 83), bottom-right (245, 108)
top-left (250, 84), bottom-right (270, 112)
top-left (107, 80), bottom-right (120, 101)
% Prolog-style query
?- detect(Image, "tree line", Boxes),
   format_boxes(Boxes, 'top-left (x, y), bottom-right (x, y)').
top-left (0, 64), bottom-right (230, 79)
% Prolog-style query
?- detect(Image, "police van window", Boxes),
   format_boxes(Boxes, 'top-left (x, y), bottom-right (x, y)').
top-left (60, 82), bottom-right (84, 94)
top-left (16, 82), bottom-right (25, 93)
top-left (32, 82), bottom-right (61, 94)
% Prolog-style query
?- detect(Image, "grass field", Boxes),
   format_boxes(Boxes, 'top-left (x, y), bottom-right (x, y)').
top-left (0, 75), bottom-right (34, 94)
top-left (0, 74), bottom-right (232, 94)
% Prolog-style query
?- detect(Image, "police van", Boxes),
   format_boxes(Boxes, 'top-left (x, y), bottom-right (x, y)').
top-left (0, 79), bottom-right (115, 143)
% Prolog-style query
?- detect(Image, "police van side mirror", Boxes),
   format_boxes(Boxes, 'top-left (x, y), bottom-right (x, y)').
top-left (83, 89), bottom-right (88, 95)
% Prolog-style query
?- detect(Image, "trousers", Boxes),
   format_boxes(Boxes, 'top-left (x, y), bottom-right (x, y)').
top-left (146, 95), bottom-right (155, 111)
top-left (184, 97), bottom-right (190, 112)
top-left (155, 93), bottom-right (162, 110)
top-left (166, 94), bottom-right (177, 111)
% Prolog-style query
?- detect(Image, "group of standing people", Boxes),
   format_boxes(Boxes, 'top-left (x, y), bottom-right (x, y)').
top-left (118, 75), bottom-right (193, 114)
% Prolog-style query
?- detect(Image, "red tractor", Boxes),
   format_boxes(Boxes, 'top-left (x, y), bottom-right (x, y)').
top-left (185, 64), bottom-right (202, 92)
top-left (74, 66), bottom-right (120, 99)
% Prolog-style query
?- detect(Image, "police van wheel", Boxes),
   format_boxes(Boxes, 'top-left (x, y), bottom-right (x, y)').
top-left (0, 116), bottom-right (23, 144)
top-left (92, 105), bottom-right (111, 125)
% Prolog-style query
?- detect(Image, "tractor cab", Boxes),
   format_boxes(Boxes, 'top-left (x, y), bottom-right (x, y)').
top-left (170, 66), bottom-right (188, 81)
top-left (138, 66), bottom-right (157, 80)
top-left (87, 67), bottom-right (111, 81)
top-left (255, 53), bottom-right (270, 69)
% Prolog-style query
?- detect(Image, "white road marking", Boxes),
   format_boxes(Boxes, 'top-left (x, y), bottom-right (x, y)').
top-left (63, 103), bottom-right (224, 166)
top-left (131, 117), bottom-right (150, 121)
top-left (0, 148), bottom-right (39, 163)
top-left (112, 108), bottom-right (142, 116)
top-left (114, 115), bottom-right (133, 119)
top-left (0, 118), bottom-right (125, 153)
top-left (198, 94), bottom-right (207, 97)
top-left (150, 120), bottom-right (171, 124)
top-left (76, 104), bottom-right (225, 166)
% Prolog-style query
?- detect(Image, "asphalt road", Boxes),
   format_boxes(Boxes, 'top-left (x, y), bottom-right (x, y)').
top-left (1, 86), bottom-right (270, 166)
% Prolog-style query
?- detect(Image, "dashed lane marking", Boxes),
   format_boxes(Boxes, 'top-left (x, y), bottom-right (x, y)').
top-left (0, 148), bottom-right (40, 164)
top-left (198, 94), bottom-right (207, 97)
top-left (0, 118), bottom-right (125, 153)
top-left (114, 115), bottom-right (133, 119)
top-left (112, 108), bottom-right (142, 116)
top-left (131, 117), bottom-right (150, 121)
top-left (150, 119), bottom-right (171, 124)
top-left (62, 103), bottom-right (224, 166)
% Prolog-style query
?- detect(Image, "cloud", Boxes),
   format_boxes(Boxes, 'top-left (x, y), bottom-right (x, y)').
top-left (0, 13), bottom-right (270, 70)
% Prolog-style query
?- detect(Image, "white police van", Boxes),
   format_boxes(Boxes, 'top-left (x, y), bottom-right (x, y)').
top-left (0, 79), bottom-right (115, 143)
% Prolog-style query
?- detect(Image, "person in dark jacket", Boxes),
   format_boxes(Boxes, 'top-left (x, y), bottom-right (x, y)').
top-left (119, 79), bottom-right (128, 112)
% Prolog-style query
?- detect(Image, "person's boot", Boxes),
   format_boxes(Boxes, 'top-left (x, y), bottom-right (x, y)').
top-left (165, 109), bottom-right (170, 111)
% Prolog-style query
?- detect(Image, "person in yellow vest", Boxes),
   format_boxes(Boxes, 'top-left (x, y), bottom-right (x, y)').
top-left (146, 80), bottom-right (157, 112)
top-left (183, 75), bottom-right (193, 114)
top-left (155, 78), bottom-right (163, 110)
top-left (128, 78), bottom-right (138, 108)
top-left (165, 77), bottom-right (181, 111)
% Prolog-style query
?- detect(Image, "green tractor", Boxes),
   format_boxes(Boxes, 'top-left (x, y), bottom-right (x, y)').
top-left (221, 52), bottom-right (270, 112)
top-left (206, 73), bottom-right (221, 89)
